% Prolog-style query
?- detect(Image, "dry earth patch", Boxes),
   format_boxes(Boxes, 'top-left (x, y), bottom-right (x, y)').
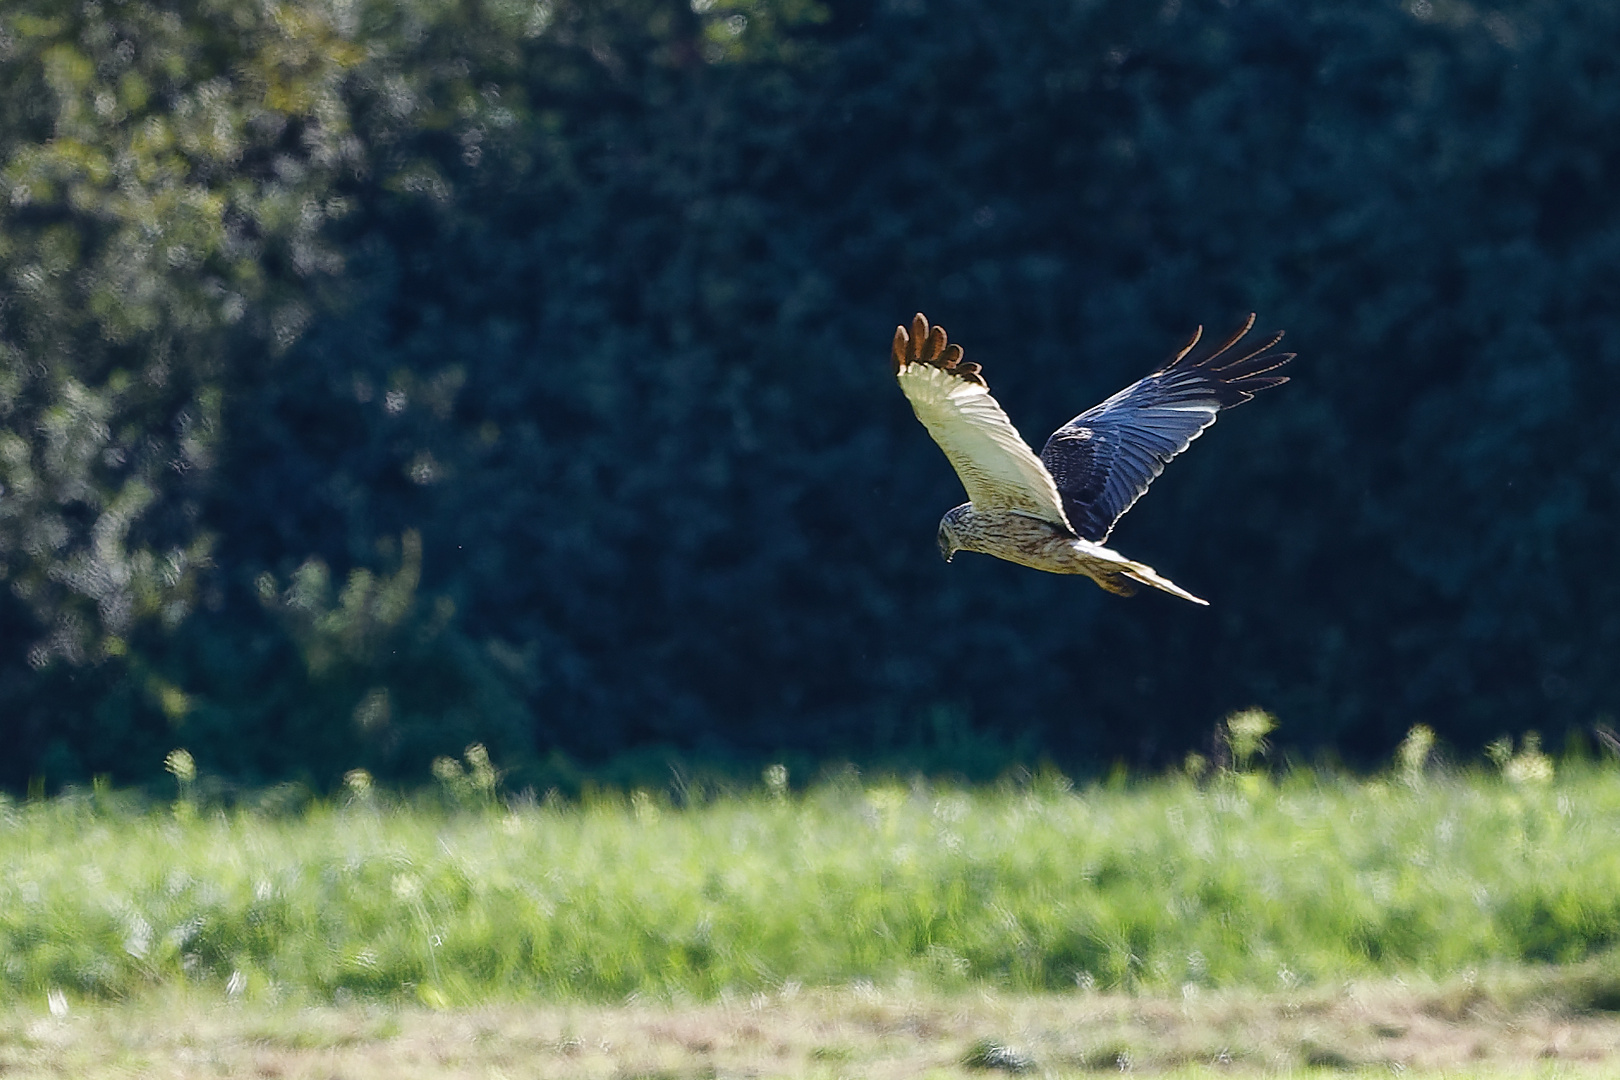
top-left (5, 965), bottom-right (1620, 1078)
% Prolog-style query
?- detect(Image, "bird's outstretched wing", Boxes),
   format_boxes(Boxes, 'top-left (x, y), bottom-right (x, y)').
top-left (1039, 314), bottom-right (1293, 543)
top-left (893, 313), bottom-right (1070, 528)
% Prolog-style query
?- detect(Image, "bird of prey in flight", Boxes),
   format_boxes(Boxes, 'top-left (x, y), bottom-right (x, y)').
top-left (892, 313), bottom-right (1292, 605)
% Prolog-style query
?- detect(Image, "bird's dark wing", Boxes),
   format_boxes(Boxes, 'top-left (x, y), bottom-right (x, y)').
top-left (1038, 314), bottom-right (1293, 543)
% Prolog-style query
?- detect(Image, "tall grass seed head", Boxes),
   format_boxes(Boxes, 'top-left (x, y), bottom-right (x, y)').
top-left (1223, 709), bottom-right (1277, 771)
top-left (164, 748), bottom-right (196, 784)
top-left (1397, 725), bottom-right (1435, 784)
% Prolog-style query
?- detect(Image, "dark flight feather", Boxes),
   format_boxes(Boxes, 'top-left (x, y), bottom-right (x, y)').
top-left (1038, 314), bottom-right (1293, 543)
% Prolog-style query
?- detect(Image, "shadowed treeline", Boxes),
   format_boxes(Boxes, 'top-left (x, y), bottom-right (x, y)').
top-left (1, 0), bottom-right (1614, 788)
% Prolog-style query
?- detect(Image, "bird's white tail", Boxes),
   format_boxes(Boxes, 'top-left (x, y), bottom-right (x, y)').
top-left (1119, 561), bottom-right (1208, 606)
top-left (1087, 543), bottom-right (1209, 605)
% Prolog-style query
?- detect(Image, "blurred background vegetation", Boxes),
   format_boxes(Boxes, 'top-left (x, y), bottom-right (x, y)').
top-left (7, 747), bottom-right (1620, 1005)
top-left (2, 0), bottom-right (1614, 791)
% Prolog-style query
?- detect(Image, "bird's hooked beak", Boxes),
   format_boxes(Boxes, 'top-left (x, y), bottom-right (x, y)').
top-left (937, 523), bottom-right (956, 562)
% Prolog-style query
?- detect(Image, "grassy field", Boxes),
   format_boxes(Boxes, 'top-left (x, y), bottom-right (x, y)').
top-left (7, 739), bottom-right (1620, 1004)
top-left (6, 738), bottom-right (1620, 1074)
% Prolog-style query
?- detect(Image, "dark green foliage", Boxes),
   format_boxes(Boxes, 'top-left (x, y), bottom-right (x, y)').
top-left (0, 0), bottom-right (1614, 786)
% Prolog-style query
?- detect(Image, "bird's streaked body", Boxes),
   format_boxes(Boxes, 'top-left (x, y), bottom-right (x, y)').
top-left (934, 502), bottom-right (1203, 601)
top-left (893, 313), bottom-right (1293, 604)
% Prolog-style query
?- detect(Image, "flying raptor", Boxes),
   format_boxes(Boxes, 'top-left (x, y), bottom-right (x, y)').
top-left (892, 313), bottom-right (1293, 605)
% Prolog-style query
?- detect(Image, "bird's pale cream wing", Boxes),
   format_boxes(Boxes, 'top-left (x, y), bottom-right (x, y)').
top-left (892, 314), bottom-right (1070, 528)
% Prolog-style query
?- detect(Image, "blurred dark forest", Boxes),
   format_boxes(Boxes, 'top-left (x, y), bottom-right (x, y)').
top-left (2, 0), bottom-right (1615, 791)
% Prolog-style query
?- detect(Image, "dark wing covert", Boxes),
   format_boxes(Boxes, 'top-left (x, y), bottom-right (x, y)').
top-left (1038, 314), bottom-right (1293, 543)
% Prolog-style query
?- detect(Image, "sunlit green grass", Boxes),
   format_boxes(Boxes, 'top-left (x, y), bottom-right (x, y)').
top-left (5, 753), bottom-right (1620, 1009)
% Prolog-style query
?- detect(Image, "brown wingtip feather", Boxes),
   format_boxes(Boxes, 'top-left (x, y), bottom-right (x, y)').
top-left (1170, 324), bottom-right (1204, 365)
top-left (1199, 313), bottom-right (1263, 368)
top-left (1161, 315), bottom-right (1291, 388)
top-left (1212, 331), bottom-right (1287, 372)
top-left (891, 313), bottom-right (989, 386)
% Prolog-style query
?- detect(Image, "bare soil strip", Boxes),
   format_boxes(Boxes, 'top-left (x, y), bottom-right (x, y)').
top-left (6, 968), bottom-right (1620, 1078)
